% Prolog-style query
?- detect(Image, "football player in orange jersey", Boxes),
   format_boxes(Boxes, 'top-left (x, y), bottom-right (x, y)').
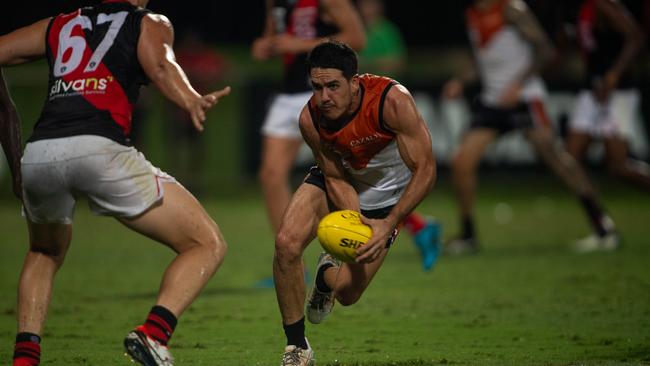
top-left (273, 40), bottom-right (436, 365)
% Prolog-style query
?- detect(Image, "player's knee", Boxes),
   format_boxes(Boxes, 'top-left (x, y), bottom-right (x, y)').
top-left (607, 162), bottom-right (628, 178)
top-left (452, 151), bottom-right (474, 174)
top-left (274, 231), bottom-right (303, 264)
top-left (192, 222), bottom-right (227, 264)
top-left (258, 162), bottom-right (286, 187)
top-left (336, 290), bottom-right (362, 306)
top-left (28, 242), bottom-right (68, 268)
top-left (208, 233), bottom-right (227, 262)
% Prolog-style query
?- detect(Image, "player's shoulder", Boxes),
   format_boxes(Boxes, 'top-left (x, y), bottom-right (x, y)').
top-left (358, 73), bottom-right (400, 94)
top-left (380, 79), bottom-right (415, 127)
top-left (299, 103), bottom-right (316, 130)
top-left (381, 79), bottom-right (412, 107)
top-left (142, 12), bottom-right (172, 29)
top-left (505, 0), bottom-right (531, 16)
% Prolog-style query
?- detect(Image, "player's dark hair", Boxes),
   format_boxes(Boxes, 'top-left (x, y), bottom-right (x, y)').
top-left (306, 40), bottom-right (358, 79)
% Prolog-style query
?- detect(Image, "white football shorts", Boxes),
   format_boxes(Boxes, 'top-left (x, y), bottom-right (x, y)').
top-left (21, 135), bottom-right (176, 224)
top-left (261, 91), bottom-right (312, 138)
top-left (570, 89), bottom-right (641, 139)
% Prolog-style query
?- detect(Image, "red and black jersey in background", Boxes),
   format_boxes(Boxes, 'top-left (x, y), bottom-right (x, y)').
top-left (577, 0), bottom-right (640, 89)
top-left (272, 0), bottom-right (339, 94)
top-left (29, 0), bottom-right (151, 146)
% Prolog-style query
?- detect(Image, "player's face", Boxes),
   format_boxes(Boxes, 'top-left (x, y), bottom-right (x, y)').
top-left (310, 68), bottom-right (358, 120)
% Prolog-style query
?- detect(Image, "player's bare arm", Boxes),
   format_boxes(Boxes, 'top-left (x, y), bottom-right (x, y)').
top-left (273, 0), bottom-right (366, 55)
top-left (251, 0), bottom-right (276, 60)
top-left (596, 0), bottom-right (644, 92)
top-left (502, 0), bottom-right (554, 105)
top-left (0, 18), bottom-right (49, 65)
top-left (321, 0), bottom-right (366, 51)
top-left (137, 14), bottom-right (230, 132)
top-left (442, 49), bottom-right (478, 99)
top-left (357, 85), bottom-right (436, 263)
top-left (299, 106), bottom-right (360, 212)
top-left (0, 18), bottom-right (49, 200)
top-left (0, 69), bottom-right (23, 199)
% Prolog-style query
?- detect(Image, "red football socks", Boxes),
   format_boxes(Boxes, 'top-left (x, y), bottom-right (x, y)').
top-left (141, 305), bottom-right (178, 346)
top-left (403, 212), bottom-right (427, 234)
top-left (13, 333), bottom-right (41, 366)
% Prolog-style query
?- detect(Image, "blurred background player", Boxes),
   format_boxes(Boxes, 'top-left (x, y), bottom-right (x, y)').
top-left (566, 0), bottom-right (649, 191)
top-left (357, 0), bottom-right (407, 78)
top-left (442, 0), bottom-right (618, 254)
top-left (273, 40), bottom-right (436, 366)
top-left (0, 0), bottom-right (230, 365)
top-left (165, 29), bottom-right (227, 194)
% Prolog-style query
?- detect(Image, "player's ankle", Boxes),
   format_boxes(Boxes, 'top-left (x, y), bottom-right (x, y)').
top-left (141, 305), bottom-right (177, 346)
top-left (13, 332), bottom-right (41, 366)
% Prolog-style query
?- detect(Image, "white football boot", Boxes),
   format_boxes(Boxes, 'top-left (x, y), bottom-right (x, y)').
top-left (444, 237), bottom-right (479, 256)
top-left (306, 252), bottom-right (339, 324)
top-left (573, 232), bottom-right (619, 253)
top-left (281, 340), bottom-right (315, 366)
top-left (124, 326), bottom-right (174, 366)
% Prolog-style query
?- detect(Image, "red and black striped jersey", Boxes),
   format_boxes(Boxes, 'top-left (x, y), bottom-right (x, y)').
top-left (29, 0), bottom-right (151, 145)
top-left (273, 0), bottom-right (338, 93)
top-left (577, 0), bottom-right (633, 88)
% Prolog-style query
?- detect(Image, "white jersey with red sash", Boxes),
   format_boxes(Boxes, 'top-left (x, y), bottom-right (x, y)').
top-left (466, 0), bottom-right (546, 106)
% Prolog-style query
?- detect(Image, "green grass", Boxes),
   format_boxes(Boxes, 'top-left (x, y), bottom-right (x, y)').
top-left (0, 173), bottom-right (649, 365)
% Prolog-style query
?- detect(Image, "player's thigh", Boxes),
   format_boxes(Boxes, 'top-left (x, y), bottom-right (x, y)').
top-left (260, 135), bottom-right (304, 172)
top-left (260, 92), bottom-right (310, 139)
top-left (603, 136), bottom-right (629, 168)
top-left (525, 126), bottom-right (568, 164)
top-left (565, 131), bottom-right (593, 160)
top-left (26, 220), bottom-right (72, 259)
top-left (340, 246), bottom-right (390, 297)
top-left (276, 183), bottom-right (329, 252)
top-left (453, 128), bottom-right (498, 166)
top-left (525, 125), bottom-right (556, 149)
top-left (21, 143), bottom-right (77, 225)
top-left (118, 182), bottom-right (223, 254)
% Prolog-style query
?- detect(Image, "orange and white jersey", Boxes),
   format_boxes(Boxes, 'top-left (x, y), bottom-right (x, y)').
top-left (307, 74), bottom-right (412, 210)
top-left (466, 0), bottom-right (546, 106)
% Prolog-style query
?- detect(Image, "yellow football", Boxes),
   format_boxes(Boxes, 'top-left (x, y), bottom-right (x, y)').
top-left (317, 210), bottom-right (373, 263)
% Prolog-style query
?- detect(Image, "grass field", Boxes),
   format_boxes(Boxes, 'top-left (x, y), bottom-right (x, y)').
top-left (0, 172), bottom-right (649, 365)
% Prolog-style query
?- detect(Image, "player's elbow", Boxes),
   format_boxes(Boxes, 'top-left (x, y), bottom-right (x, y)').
top-left (146, 58), bottom-right (172, 86)
top-left (418, 162), bottom-right (437, 194)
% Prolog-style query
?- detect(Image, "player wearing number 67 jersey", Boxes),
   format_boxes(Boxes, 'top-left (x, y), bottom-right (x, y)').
top-left (0, 1), bottom-right (230, 365)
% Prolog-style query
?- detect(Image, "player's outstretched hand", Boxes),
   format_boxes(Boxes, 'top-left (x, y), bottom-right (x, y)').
top-left (251, 37), bottom-right (274, 60)
top-left (355, 216), bottom-right (394, 264)
top-left (190, 86), bottom-right (231, 132)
